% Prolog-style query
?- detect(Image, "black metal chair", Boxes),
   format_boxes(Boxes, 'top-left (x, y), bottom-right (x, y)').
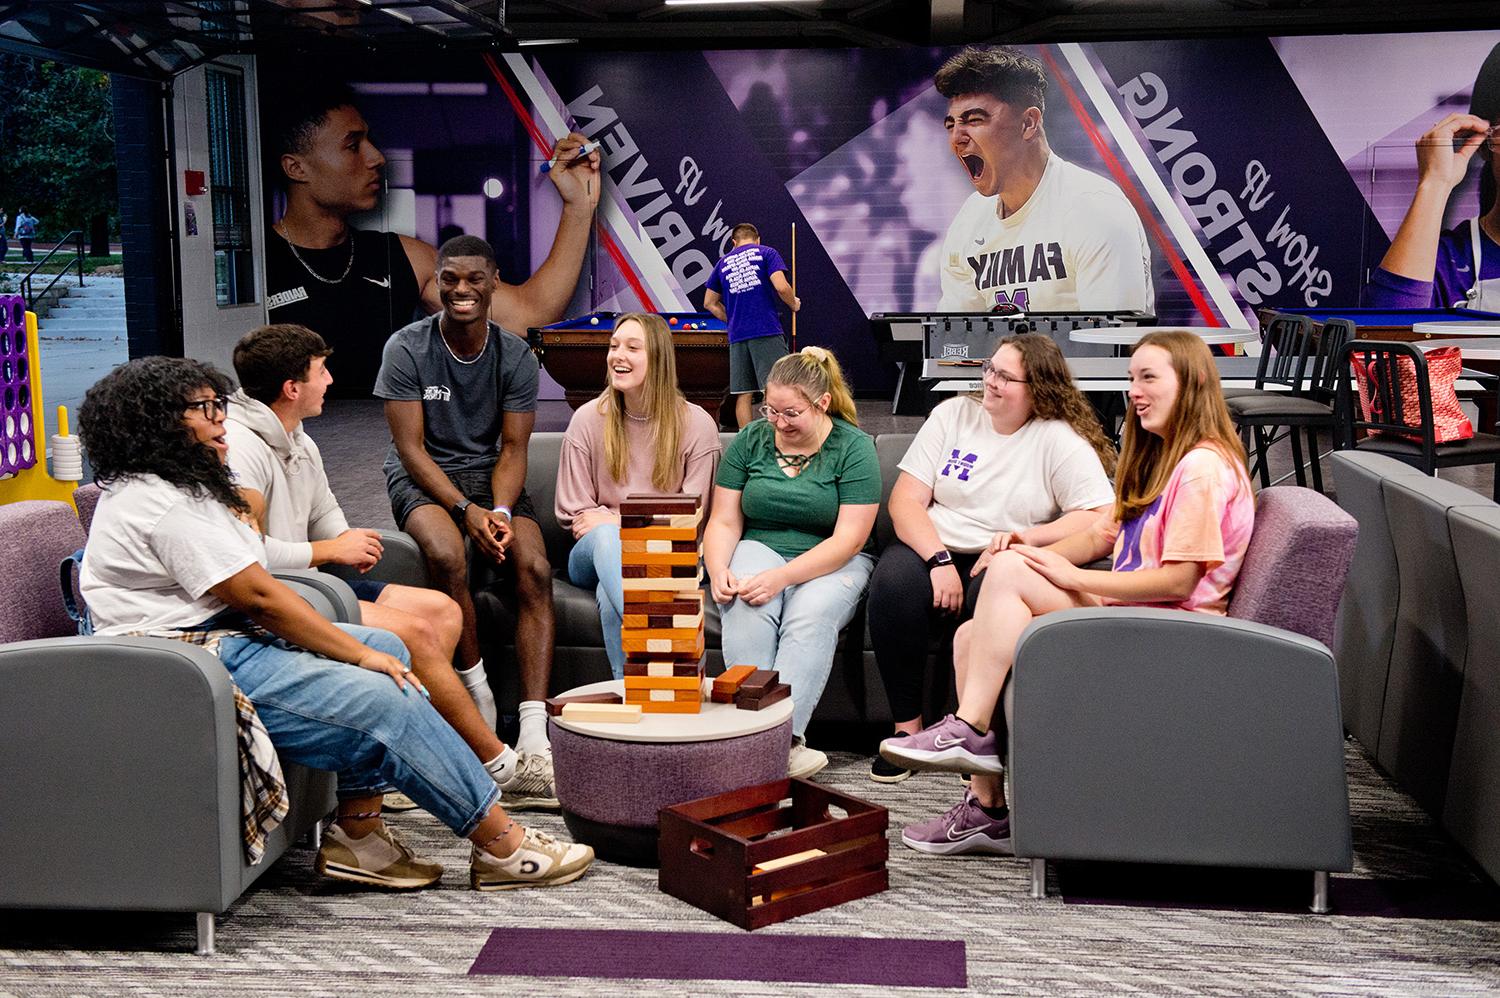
top-left (1227, 313), bottom-right (1346, 491)
top-left (1334, 339), bottom-right (1500, 500)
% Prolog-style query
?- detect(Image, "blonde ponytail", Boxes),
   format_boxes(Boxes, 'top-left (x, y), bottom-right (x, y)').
top-left (767, 346), bottom-right (859, 426)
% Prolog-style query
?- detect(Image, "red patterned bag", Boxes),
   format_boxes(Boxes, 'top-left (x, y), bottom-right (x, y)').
top-left (1350, 346), bottom-right (1473, 443)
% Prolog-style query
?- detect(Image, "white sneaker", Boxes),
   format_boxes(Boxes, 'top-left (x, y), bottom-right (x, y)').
top-left (470, 828), bottom-right (594, 890)
top-left (499, 750), bottom-right (560, 811)
top-left (788, 738), bottom-right (828, 779)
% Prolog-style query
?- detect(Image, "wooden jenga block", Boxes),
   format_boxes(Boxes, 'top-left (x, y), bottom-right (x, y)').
top-left (736, 682), bottom-right (792, 711)
top-left (622, 625), bottom-right (700, 642)
top-left (619, 550), bottom-right (701, 567)
top-left (736, 668), bottom-right (779, 699)
top-left (712, 664), bottom-right (757, 696)
top-left (622, 572), bottom-right (703, 592)
top-left (623, 632), bottom-right (706, 657)
top-left (626, 687), bottom-right (702, 703)
top-left (620, 493), bottom-right (700, 516)
top-left (545, 691), bottom-right (624, 716)
top-left (560, 702), bottom-right (643, 723)
top-left (620, 509), bottom-right (704, 531)
top-left (620, 526), bottom-right (699, 542)
top-left (622, 563), bottom-right (701, 579)
top-left (621, 539), bottom-right (699, 554)
top-left (640, 699), bottom-right (703, 714)
top-left (624, 673), bottom-right (704, 692)
top-left (620, 591), bottom-right (704, 610)
top-left (622, 611), bottom-right (706, 630)
top-left (623, 659), bottom-right (705, 677)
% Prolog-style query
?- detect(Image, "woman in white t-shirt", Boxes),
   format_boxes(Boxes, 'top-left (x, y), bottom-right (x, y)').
top-left (867, 333), bottom-right (1115, 783)
top-left (77, 356), bottom-right (593, 893)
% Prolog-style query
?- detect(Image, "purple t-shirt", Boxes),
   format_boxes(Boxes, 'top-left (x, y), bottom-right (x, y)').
top-left (1367, 221), bottom-right (1500, 308)
top-left (705, 243), bottom-right (788, 343)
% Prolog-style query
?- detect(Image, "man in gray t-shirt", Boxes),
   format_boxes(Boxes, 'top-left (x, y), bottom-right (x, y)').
top-left (375, 234), bottom-right (558, 809)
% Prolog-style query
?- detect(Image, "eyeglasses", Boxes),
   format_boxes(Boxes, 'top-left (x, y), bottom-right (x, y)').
top-left (760, 403), bottom-right (809, 422)
top-left (981, 360), bottom-right (1027, 385)
top-left (184, 396), bottom-right (231, 419)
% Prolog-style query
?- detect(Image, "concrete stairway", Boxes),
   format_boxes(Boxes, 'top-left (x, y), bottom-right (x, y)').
top-left (34, 276), bottom-right (125, 339)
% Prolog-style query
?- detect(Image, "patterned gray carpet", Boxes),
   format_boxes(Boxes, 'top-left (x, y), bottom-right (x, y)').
top-left (4, 742), bottom-right (1500, 997)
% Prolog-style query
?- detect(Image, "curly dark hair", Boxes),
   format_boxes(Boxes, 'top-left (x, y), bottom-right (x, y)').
top-left (933, 47), bottom-right (1046, 114)
top-left (1000, 333), bottom-right (1117, 477)
top-left (78, 356), bottom-right (248, 515)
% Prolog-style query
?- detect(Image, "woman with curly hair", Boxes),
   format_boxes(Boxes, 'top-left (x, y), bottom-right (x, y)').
top-left (704, 346), bottom-right (880, 779)
top-left (78, 356), bottom-right (593, 892)
top-left (883, 331), bottom-right (1254, 858)
top-left (866, 333), bottom-right (1116, 786)
top-left (554, 313), bottom-right (721, 679)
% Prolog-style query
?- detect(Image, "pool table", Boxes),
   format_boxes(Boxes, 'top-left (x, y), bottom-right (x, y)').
top-left (528, 311), bottom-right (729, 416)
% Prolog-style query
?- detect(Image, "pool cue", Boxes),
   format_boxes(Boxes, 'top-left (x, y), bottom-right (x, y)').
top-left (790, 222), bottom-right (797, 352)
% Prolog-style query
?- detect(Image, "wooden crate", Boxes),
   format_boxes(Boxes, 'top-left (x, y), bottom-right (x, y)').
top-left (657, 778), bottom-right (888, 930)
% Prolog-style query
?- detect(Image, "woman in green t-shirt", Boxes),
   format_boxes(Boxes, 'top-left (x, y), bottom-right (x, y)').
top-left (704, 347), bottom-right (881, 779)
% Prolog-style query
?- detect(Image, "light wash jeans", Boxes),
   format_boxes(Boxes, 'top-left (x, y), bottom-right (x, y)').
top-left (719, 540), bottom-right (876, 738)
top-left (567, 523), bottom-right (626, 679)
top-left (218, 622), bottom-right (500, 837)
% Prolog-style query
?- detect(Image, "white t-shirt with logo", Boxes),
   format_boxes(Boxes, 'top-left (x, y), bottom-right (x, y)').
top-left (897, 396), bottom-right (1116, 553)
top-left (937, 154), bottom-right (1154, 314)
top-left (80, 474), bottom-right (266, 635)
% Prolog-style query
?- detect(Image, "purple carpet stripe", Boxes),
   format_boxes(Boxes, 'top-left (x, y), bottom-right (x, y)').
top-left (468, 927), bottom-right (967, 987)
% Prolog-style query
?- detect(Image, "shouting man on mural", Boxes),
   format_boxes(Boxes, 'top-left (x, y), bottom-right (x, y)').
top-left (265, 80), bottom-right (600, 396)
top-left (934, 47), bottom-right (1155, 316)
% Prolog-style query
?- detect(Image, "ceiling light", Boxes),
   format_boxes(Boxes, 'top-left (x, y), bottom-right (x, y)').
top-left (518, 37), bottom-right (580, 46)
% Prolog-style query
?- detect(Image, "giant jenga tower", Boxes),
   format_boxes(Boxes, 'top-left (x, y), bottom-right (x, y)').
top-left (620, 493), bottom-right (706, 713)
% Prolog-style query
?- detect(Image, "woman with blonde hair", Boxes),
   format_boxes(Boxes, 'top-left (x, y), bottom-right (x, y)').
top-left (555, 313), bottom-right (721, 678)
top-left (884, 331), bottom-right (1255, 857)
top-left (867, 333), bottom-right (1116, 784)
top-left (704, 346), bottom-right (880, 778)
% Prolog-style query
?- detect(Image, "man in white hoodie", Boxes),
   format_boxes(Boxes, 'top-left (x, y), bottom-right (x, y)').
top-left (226, 323), bottom-right (556, 810)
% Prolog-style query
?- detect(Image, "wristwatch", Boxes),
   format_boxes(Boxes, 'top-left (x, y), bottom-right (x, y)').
top-left (451, 497), bottom-right (473, 520)
top-left (924, 549), bottom-right (954, 569)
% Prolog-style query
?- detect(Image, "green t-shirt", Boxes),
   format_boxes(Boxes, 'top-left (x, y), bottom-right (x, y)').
top-left (716, 418), bottom-right (881, 559)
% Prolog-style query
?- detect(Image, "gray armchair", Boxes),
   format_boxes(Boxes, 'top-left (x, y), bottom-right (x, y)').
top-left (0, 496), bottom-right (340, 954)
top-left (1006, 486), bottom-right (1358, 912)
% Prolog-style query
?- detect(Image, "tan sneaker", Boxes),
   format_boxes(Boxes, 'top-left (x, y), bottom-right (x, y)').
top-left (381, 791), bottom-right (421, 813)
top-left (470, 828), bottom-right (594, 890)
top-left (316, 822), bottom-right (444, 889)
top-left (499, 751), bottom-right (560, 811)
top-left (789, 738), bottom-right (828, 779)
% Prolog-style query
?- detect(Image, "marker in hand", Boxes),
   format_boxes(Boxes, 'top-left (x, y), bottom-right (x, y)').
top-left (540, 139), bottom-right (601, 174)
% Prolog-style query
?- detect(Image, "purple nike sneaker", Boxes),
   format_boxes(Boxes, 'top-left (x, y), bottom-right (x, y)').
top-left (878, 714), bottom-right (1003, 774)
top-left (902, 789), bottom-right (1013, 856)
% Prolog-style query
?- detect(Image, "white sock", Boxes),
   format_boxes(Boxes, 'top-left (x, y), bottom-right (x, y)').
top-left (458, 660), bottom-right (498, 731)
top-left (483, 745), bottom-right (519, 787)
top-left (515, 700), bottom-right (550, 755)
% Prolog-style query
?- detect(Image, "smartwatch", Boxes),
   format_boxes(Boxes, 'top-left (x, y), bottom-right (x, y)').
top-left (451, 497), bottom-right (473, 520)
top-left (924, 549), bottom-right (954, 570)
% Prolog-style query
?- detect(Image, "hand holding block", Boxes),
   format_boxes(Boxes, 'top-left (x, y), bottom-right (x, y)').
top-left (737, 682), bottom-right (792, 711)
top-left (545, 691), bottom-right (624, 716)
top-left (560, 702), bottom-right (644, 723)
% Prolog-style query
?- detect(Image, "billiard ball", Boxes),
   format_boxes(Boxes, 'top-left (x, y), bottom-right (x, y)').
top-left (590, 316), bottom-right (600, 325)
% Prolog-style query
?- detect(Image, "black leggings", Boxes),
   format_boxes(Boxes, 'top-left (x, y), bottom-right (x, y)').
top-left (867, 540), bottom-right (986, 725)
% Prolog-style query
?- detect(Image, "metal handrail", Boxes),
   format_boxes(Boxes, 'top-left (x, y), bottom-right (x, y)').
top-left (19, 230), bottom-right (86, 312)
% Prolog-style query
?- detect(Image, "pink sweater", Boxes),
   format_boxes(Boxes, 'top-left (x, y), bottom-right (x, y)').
top-left (554, 398), bottom-right (722, 527)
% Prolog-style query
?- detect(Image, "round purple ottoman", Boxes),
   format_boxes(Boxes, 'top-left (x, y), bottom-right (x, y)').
top-left (549, 681), bottom-right (793, 866)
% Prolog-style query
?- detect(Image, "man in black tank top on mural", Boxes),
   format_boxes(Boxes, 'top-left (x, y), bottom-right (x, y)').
top-left (265, 81), bottom-right (600, 397)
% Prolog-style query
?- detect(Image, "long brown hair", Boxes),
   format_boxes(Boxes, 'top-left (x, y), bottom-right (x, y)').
top-left (1114, 330), bottom-right (1250, 521)
top-left (766, 346), bottom-right (858, 425)
top-left (997, 333), bottom-right (1116, 478)
top-left (598, 312), bottom-right (685, 491)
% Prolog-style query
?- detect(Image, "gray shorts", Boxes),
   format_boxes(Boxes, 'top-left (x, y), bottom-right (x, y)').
top-left (729, 333), bottom-right (789, 394)
top-left (387, 465), bottom-right (538, 531)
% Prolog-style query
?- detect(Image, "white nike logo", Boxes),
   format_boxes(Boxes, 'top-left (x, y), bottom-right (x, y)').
top-left (947, 822), bottom-right (989, 841)
top-left (363, 275), bottom-right (391, 287)
top-left (1457, 264), bottom-right (1472, 274)
top-left (933, 734), bottom-right (966, 749)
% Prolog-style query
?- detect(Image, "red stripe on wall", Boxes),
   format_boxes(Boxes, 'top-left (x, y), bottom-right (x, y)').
top-left (482, 53), bottom-right (658, 313)
top-left (1039, 46), bottom-right (1221, 328)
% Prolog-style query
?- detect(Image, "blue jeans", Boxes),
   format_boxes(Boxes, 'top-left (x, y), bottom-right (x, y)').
top-left (720, 540), bottom-right (876, 738)
top-left (218, 623), bottom-right (500, 837)
top-left (567, 523), bottom-right (625, 679)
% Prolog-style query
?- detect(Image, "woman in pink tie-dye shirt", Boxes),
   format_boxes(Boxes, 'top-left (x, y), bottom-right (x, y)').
top-left (880, 331), bottom-right (1255, 858)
